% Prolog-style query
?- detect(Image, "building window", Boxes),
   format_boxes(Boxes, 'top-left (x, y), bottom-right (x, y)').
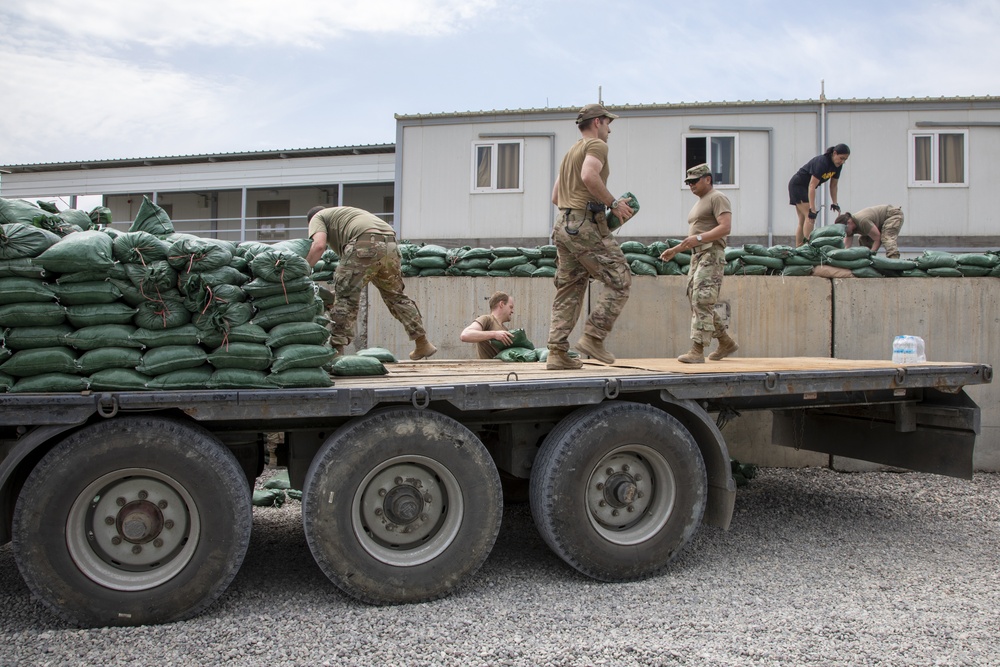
top-left (909, 130), bottom-right (967, 187)
top-left (472, 141), bottom-right (523, 192)
top-left (682, 134), bottom-right (738, 187)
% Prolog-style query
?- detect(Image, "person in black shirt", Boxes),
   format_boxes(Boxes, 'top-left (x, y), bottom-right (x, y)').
top-left (788, 143), bottom-right (850, 247)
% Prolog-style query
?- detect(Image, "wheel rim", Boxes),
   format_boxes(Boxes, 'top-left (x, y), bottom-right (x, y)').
top-left (66, 468), bottom-right (199, 592)
top-left (352, 455), bottom-right (464, 567)
top-left (585, 445), bottom-right (676, 545)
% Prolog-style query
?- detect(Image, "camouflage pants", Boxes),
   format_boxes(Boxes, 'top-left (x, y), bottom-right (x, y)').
top-left (860, 207), bottom-right (904, 259)
top-left (687, 245), bottom-right (727, 345)
top-left (328, 233), bottom-right (426, 348)
top-left (547, 212), bottom-right (631, 351)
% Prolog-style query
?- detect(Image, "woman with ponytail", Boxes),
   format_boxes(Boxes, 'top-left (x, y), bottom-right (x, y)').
top-left (788, 143), bottom-right (851, 247)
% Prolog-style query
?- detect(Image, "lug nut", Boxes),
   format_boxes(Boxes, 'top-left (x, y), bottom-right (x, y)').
top-left (138, 490), bottom-right (148, 500)
top-left (612, 509), bottom-right (620, 517)
top-left (116, 497), bottom-right (126, 507)
top-left (158, 500), bottom-right (168, 509)
top-left (111, 536), bottom-right (121, 545)
top-left (606, 467), bottom-right (614, 475)
top-left (634, 474), bottom-right (642, 482)
top-left (378, 488), bottom-right (387, 497)
top-left (153, 538), bottom-right (163, 548)
top-left (164, 520), bottom-right (174, 529)
top-left (132, 545), bottom-right (142, 554)
top-left (622, 464), bottom-right (630, 472)
top-left (596, 483), bottom-right (604, 490)
top-left (105, 516), bottom-right (115, 525)
top-left (374, 508), bottom-right (383, 516)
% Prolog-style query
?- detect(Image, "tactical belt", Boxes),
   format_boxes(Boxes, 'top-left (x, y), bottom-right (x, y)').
top-left (354, 229), bottom-right (396, 246)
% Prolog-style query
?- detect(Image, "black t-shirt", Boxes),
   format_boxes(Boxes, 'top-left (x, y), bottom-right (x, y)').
top-left (789, 153), bottom-right (843, 188)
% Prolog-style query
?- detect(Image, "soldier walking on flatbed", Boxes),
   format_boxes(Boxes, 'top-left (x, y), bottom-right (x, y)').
top-left (305, 205), bottom-right (437, 360)
top-left (661, 163), bottom-right (739, 363)
top-left (546, 103), bottom-right (634, 370)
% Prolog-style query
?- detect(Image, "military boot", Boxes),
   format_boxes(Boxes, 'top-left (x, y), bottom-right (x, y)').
top-left (409, 335), bottom-right (438, 361)
top-left (708, 335), bottom-right (739, 361)
top-left (546, 349), bottom-right (583, 370)
top-left (677, 342), bottom-right (705, 364)
top-left (576, 334), bottom-right (615, 364)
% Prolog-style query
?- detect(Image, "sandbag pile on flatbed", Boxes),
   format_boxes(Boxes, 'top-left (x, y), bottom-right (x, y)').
top-left (0, 196), bottom-right (337, 392)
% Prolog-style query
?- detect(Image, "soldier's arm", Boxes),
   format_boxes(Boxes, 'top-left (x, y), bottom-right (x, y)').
top-left (306, 232), bottom-right (328, 267)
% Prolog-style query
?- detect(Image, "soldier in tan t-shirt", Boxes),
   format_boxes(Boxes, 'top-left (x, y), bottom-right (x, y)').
top-left (460, 291), bottom-right (515, 359)
top-left (836, 205), bottom-right (904, 258)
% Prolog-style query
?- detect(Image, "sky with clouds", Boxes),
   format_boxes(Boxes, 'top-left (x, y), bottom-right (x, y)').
top-left (2, 0), bottom-right (998, 167)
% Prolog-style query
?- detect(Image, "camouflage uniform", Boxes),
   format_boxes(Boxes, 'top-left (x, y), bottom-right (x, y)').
top-left (309, 207), bottom-right (426, 349)
top-left (855, 205), bottom-right (904, 259)
top-left (687, 245), bottom-right (727, 345)
top-left (547, 211), bottom-right (631, 351)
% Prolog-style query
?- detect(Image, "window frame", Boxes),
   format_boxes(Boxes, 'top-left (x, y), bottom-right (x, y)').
top-left (470, 139), bottom-right (524, 193)
top-left (680, 133), bottom-right (740, 189)
top-left (908, 129), bottom-right (969, 188)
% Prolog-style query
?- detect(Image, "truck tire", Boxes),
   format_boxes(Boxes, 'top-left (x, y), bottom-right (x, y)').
top-left (302, 407), bottom-right (502, 604)
top-left (11, 417), bottom-right (252, 627)
top-left (530, 401), bottom-right (707, 581)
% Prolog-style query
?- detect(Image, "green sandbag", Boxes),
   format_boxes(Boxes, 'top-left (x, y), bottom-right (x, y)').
top-left (630, 260), bottom-right (658, 276)
top-left (490, 328), bottom-right (534, 352)
top-left (725, 248), bottom-right (747, 262)
top-left (489, 255), bottom-right (529, 271)
top-left (851, 267), bottom-right (883, 278)
top-left (900, 269), bottom-right (930, 278)
top-left (252, 488), bottom-right (285, 507)
top-left (766, 245), bottom-right (795, 259)
top-left (742, 244), bottom-right (770, 257)
top-left (955, 253), bottom-right (999, 268)
top-left (401, 264), bottom-right (420, 277)
top-left (192, 301), bottom-right (256, 333)
top-left (78, 347), bottom-right (144, 374)
top-left (242, 276), bottom-right (315, 298)
top-left (66, 303), bottom-right (137, 328)
top-left (207, 342), bottom-right (273, 371)
top-left (199, 323), bottom-right (270, 348)
top-left (531, 266), bottom-right (556, 278)
top-left (0, 373), bottom-right (13, 392)
top-left (10, 373), bottom-right (90, 394)
top-left (606, 192), bottom-right (639, 231)
top-left (957, 264), bottom-right (992, 277)
top-left (35, 231), bottom-right (115, 274)
top-left (784, 255), bottom-right (818, 266)
top-left (915, 251), bottom-right (958, 270)
top-left (871, 256), bottom-right (916, 271)
top-left (331, 354), bottom-right (388, 376)
top-left (508, 263), bottom-right (536, 277)
top-left (926, 267), bottom-right (963, 277)
top-left (249, 249), bottom-right (312, 282)
top-left (496, 347), bottom-right (538, 362)
top-left (809, 236), bottom-right (844, 249)
top-left (0, 257), bottom-right (47, 279)
top-left (657, 260), bottom-right (684, 276)
top-left (145, 365), bottom-right (214, 390)
top-left (357, 347), bottom-right (397, 363)
top-left (0, 302), bottom-right (66, 327)
top-left (619, 241), bottom-right (647, 254)
top-left (825, 257), bottom-right (872, 270)
top-left (3, 325), bottom-right (73, 350)
top-left (252, 288), bottom-right (318, 311)
top-left (272, 344), bottom-right (339, 372)
top-left (413, 244), bottom-right (448, 257)
top-left (535, 257), bottom-right (557, 268)
top-left (673, 252), bottom-right (691, 266)
top-left (252, 302), bottom-right (319, 330)
top-left (266, 321), bottom-right (330, 348)
top-left (408, 255), bottom-right (448, 270)
top-left (418, 268), bottom-right (447, 276)
top-left (733, 263), bottom-right (768, 275)
top-left (167, 237), bottom-right (234, 273)
top-left (310, 271), bottom-right (334, 282)
top-left (131, 324), bottom-right (203, 348)
top-left (136, 345), bottom-right (208, 375)
top-left (0, 347), bottom-right (78, 378)
top-left (134, 298), bottom-right (192, 330)
top-left (489, 246), bottom-right (521, 257)
top-left (486, 269), bottom-right (510, 277)
top-left (89, 206), bottom-right (112, 227)
top-left (187, 265), bottom-right (250, 288)
top-left (0, 223), bottom-right (62, 260)
top-left (539, 245), bottom-right (557, 258)
top-left (454, 257), bottom-right (491, 271)
top-left (266, 368), bottom-right (333, 389)
top-left (0, 277), bottom-right (56, 304)
top-left (271, 238), bottom-right (313, 258)
top-left (0, 198), bottom-right (54, 227)
top-left (89, 369), bottom-right (152, 391)
top-left (741, 255), bottom-right (784, 270)
top-left (49, 281), bottom-right (122, 306)
top-left (264, 471), bottom-right (291, 490)
top-left (129, 196), bottom-right (174, 237)
top-left (808, 223), bottom-right (846, 240)
top-left (112, 231), bottom-right (170, 264)
top-left (460, 247), bottom-right (494, 260)
top-left (825, 246), bottom-right (872, 261)
top-left (65, 324), bottom-right (142, 351)
top-left (781, 265), bottom-right (815, 277)
top-left (625, 252), bottom-right (656, 265)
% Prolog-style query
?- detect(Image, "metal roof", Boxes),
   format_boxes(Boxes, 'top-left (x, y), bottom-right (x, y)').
top-left (0, 143), bottom-right (396, 175)
top-left (394, 95), bottom-right (1000, 120)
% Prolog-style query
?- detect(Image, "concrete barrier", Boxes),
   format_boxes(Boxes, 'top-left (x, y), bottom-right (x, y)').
top-left (362, 276), bottom-right (997, 471)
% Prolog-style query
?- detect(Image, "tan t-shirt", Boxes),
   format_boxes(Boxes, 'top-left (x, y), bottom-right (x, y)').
top-left (307, 207), bottom-right (394, 256)
top-left (473, 314), bottom-right (504, 359)
top-left (556, 138), bottom-right (610, 209)
top-left (852, 205), bottom-right (893, 238)
top-left (687, 189), bottom-right (731, 248)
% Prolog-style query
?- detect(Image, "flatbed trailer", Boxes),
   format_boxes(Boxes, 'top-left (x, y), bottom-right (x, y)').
top-left (0, 357), bottom-right (991, 627)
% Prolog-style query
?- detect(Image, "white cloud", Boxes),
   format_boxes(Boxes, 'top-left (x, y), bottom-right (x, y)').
top-left (3, 0), bottom-right (502, 49)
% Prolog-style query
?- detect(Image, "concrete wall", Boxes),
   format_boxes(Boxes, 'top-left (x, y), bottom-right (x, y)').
top-left (362, 276), bottom-right (998, 471)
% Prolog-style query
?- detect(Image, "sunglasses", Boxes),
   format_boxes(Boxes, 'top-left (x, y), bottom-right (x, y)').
top-left (685, 177), bottom-right (702, 185)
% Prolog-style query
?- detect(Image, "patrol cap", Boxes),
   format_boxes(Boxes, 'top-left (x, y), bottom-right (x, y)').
top-left (684, 163), bottom-right (711, 183)
top-left (576, 103), bottom-right (619, 125)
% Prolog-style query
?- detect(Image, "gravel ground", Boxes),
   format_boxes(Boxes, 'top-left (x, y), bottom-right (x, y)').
top-left (1, 467), bottom-right (998, 667)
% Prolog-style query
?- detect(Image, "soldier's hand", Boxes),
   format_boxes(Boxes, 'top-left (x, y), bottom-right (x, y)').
top-left (495, 330), bottom-right (513, 345)
top-left (659, 247), bottom-right (678, 262)
top-left (613, 199), bottom-right (634, 221)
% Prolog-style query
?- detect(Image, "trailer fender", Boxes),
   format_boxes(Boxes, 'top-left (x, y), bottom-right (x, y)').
top-left (0, 422), bottom-right (86, 545)
top-left (655, 394), bottom-right (735, 530)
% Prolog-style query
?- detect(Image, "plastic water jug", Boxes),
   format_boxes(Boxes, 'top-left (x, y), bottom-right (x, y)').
top-left (892, 335), bottom-right (926, 363)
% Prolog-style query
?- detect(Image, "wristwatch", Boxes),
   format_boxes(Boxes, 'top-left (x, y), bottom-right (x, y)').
top-left (696, 234), bottom-right (703, 242)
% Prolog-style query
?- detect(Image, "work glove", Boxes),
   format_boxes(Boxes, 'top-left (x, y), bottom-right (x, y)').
top-left (807, 209), bottom-right (817, 220)
top-left (830, 204), bottom-right (841, 213)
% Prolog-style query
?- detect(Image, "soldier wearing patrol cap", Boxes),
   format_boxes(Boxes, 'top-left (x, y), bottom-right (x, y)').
top-left (661, 163), bottom-right (739, 363)
top-left (544, 103), bottom-right (635, 370)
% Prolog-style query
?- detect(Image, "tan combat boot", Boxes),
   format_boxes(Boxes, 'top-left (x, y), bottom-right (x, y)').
top-left (409, 335), bottom-right (438, 361)
top-left (708, 335), bottom-right (739, 361)
top-left (546, 349), bottom-right (583, 370)
top-left (575, 334), bottom-right (615, 364)
top-left (677, 342), bottom-right (705, 364)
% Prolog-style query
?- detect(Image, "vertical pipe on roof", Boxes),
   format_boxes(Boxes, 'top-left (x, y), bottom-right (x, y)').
top-left (819, 80), bottom-right (827, 228)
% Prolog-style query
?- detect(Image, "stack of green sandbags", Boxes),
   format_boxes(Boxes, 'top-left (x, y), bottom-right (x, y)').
top-left (310, 249), bottom-right (339, 282)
